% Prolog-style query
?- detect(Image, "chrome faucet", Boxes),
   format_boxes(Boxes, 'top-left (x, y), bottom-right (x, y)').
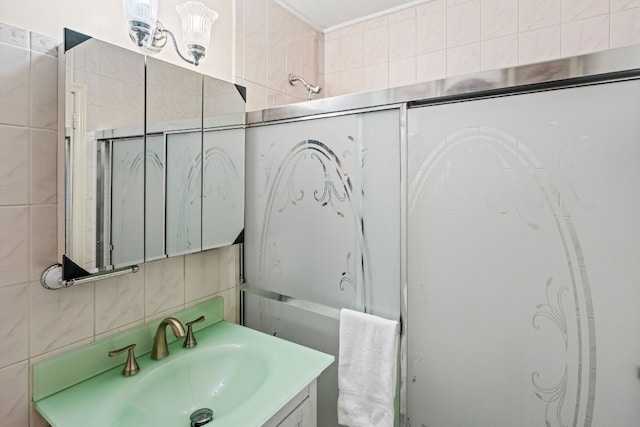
top-left (151, 317), bottom-right (186, 360)
top-left (288, 73), bottom-right (322, 100)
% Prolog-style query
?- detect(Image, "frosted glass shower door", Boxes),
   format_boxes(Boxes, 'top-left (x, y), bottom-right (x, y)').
top-left (407, 79), bottom-right (640, 427)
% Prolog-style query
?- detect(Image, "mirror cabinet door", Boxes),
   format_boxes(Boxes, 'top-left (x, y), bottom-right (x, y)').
top-left (64, 37), bottom-right (145, 273)
top-left (202, 76), bottom-right (246, 249)
top-left (63, 32), bottom-right (245, 277)
top-left (146, 58), bottom-right (203, 258)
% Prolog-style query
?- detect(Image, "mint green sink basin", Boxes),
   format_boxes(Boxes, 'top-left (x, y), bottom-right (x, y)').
top-left (35, 321), bottom-right (334, 427)
top-left (111, 344), bottom-right (269, 426)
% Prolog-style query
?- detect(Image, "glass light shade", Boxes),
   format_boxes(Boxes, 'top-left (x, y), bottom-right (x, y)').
top-left (175, 1), bottom-right (218, 48)
top-left (123, 0), bottom-right (159, 28)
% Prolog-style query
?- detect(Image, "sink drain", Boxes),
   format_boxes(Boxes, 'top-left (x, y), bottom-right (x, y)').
top-left (190, 408), bottom-right (214, 426)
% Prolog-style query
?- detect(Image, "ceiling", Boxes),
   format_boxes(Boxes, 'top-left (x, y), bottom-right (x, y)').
top-left (275, 0), bottom-right (433, 33)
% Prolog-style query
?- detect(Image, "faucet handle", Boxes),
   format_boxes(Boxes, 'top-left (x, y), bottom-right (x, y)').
top-left (108, 343), bottom-right (140, 376)
top-left (183, 315), bottom-right (205, 348)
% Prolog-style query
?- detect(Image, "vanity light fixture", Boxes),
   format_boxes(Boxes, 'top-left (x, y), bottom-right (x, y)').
top-left (123, 0), bottom-right (218, 66)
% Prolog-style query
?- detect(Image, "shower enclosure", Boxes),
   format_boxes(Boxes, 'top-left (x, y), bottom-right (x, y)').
top-left (243, 47), bottom-right (640, 427)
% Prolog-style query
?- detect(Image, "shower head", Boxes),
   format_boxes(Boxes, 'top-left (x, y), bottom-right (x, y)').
top-left (288, 73), bottom-right (322, 100)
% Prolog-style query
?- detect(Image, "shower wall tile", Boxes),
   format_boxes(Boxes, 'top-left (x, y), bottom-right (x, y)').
top-left (447, 0), bottom-right (481, 48)
top-left (417, 10), bottom-right (447, 54)
top-left (266, 48), bottom-right (287, 93)
top-left (363, 62), bottom-right (389, 92)
top-left (0, 206), bottom-right (29, 287)
top-left (519, 0), bottom-right (561, 32)
top-left (561, 14), bottom-right (610, 57)
top-left (267, 2), bottom-right (286, 54)
top-left (0, 285), bottom-right (29, 368)
top-left (481, 0), bottom-right (518, 40)
top-left (341, 67), bottom-right (364, 95)
top-left (363, 27), bottom-right (389, 65)
top-left (0, 43), bottom-right (29, 126)
top-left (30, 129), bottom-right (57, 204)
top-left (0, 125), bottom-right (29, 205)
top-left (610, 7), bottom-right (640, 48)
top-left (341, 32), bottom-right (364, 70)
top-left (562, 0), bottom-right (609, 22)
top-left (417, 50), bottom-right (447, 82)
top-left (447, 42), bottom-right (481, 76)
top-left (518, 25), bottom-right (562, 65)
top-left (481, 34), bottom-right (518, 70)
top-left (611, 0), bottom-right (640, 11)
top-left (389, 17), bottom-right (416, 60)
top-left (321, 0), bottom-right (639, 96)
top-left (0, 362), bottom-right (28, 426)
top-left (389, 56), bottom-right (416, 87)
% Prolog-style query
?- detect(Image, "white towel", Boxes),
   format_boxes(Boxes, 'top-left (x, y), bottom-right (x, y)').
top-left (337, 308), bottom-right (399, 427)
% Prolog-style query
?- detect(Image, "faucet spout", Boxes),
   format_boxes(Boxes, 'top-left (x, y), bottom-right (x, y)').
top-left (151, 317), bottom-right (186, 360)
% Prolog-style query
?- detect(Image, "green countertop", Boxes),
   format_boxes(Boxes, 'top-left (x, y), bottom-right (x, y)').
top-left (35, 321), bottom-right (334, 427)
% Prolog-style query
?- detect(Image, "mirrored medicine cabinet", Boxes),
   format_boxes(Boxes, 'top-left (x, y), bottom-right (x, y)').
top-left (45, 29), bottom-right (246, 288)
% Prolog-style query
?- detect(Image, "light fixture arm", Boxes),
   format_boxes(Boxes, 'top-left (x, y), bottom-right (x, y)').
top-left (159, 27), bottom-right (204, 66)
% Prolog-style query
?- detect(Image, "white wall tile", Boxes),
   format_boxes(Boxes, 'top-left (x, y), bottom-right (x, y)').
top-left (266, 88), bottom-right (288, 108)
top-left (0, 362), bottom-right (28, 426)
top-left (481, 0), bottom-right (518, 40)
top-left (611, 0), bottom-right (640, 12)
top-left (341, 67), bottom-right (364, 94)
top-left (447, 0), bottom-right (481, 47)
top-left (0, 23), bottom-right (28, 48)
top-left (481, 34), bottom-right (518, 70)
top-left (388, 7), bottom-right (416, 23)
top-left (610, 7), bottom-right (640, 48)
top-left (389, 56), bottom-right (417, 88)
top-left (363, 27), bottom-right (389, 65)
top-left (519, 0), bottom-right (561, 31)
top-left (389, 17), bottom-right (416, 60)
top-left (324, 37), bottom-right (341, 74)
top-left (266, 2), bottom-right (286, 54)
top-left (95, 267), bottom-right (145, 334)
top-left (363, 15), bottom-right (388, 31)
top-left (0, 285), bottom-right (28, 368)
top-left (417, 9), bottom-right (447, 54)
top-left (363, 62), bottom-right (389, 92)
top-left (0, 206), bottom-right (28, 287)
top-left (417, 49), bottom-right (447, 81)
top-left (243, 35), bottom-right (266, 85)
top-left (0, 44), bottom-right (29, 126)
top-left (30, 281), bottom-right (94, 356)
top-left (29, 205), bottom-right (57, 282)
top-left (144, 256), bottom-right (185, 317)
top-left (518, 25), bottom-right (561, 64)
top-left (266, 48), bottom-right (287, 93)
top-left (340, 22), bottom-right (364, 37)
top-left (561, 14), bottom-right (609, 57)
top-left (29, 129), bottom-right (57, 205)
top-left (0, 125), bottom-right (28, 205)
top-left (417, 0), bottom-right (446, 14)
top-left (562, 0), bottom-right (609, 22)
top-left (341, 32), bottom-right (364, 70)
top-left (30, 52), bottom-right (57, 130)
top-left (447, 42), bottom-right (481, 75)
top-left (286, 32), bottom-right (305, 66)
top-left (324, 71), bottom-right (342, 97)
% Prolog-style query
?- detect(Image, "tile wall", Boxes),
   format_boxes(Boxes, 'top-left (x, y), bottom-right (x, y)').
top-left (323, 0), bottom-right (640, 97)
top-left (234, 0), bottom-right (325, 111)
top-left (0, 22), bottom-right (240, 426)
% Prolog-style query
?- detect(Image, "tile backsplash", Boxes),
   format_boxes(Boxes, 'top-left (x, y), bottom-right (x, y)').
top-left (0, 21), bottom-right (240, 426)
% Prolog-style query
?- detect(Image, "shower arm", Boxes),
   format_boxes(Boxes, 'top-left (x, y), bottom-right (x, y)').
top-left (288, 73), bottom-right (322, 100)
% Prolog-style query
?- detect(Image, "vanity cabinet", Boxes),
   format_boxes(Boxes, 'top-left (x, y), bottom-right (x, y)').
top-left (263, 380), bottom-right (317, 427)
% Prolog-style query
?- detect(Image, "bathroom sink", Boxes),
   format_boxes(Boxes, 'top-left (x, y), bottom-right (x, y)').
top-left (110, 344), bottom-right (269, 426)
top-left (34, 321), bottom-right (334, 427)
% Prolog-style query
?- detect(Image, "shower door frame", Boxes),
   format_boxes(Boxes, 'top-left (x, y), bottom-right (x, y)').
top-left (244, 45), bottom-right (640, 427)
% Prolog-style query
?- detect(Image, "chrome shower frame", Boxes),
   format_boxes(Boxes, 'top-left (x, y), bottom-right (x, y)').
top-left (245, 45), bottom-right (640, 427)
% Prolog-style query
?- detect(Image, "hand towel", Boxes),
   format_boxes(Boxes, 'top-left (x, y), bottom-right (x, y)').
top-left (337, 308), bottom-right (399, 427)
